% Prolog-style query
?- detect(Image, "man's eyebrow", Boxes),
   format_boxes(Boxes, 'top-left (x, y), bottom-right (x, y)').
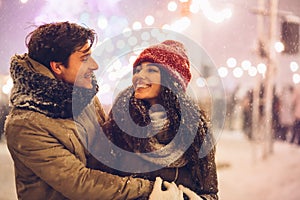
top-left (79, 46), bottom-right (91, 54)
top-left (80, 52), bottom-right (91, 58)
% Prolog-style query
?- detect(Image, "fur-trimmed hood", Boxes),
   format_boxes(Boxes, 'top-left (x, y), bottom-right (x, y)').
top-left (9, 54), bottom-right (98, 118)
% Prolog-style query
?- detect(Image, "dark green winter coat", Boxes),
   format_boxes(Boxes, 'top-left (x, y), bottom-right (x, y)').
top-left (103, 86), bottom-right (219, 200)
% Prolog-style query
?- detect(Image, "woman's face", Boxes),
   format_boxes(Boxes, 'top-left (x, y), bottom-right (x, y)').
top-left (132, 62), bottom-right (161, 105)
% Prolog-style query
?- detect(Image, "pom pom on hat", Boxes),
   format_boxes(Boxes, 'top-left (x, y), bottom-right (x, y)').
top-left (133, 40), bottom-right (191, 90)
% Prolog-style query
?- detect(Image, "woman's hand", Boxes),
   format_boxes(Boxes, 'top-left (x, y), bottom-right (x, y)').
top-left (149, 177), bottom-right (183, 200)
top-left (178, 185), bottom-right (202, 200)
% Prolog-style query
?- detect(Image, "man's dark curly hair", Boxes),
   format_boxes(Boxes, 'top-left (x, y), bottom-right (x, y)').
top-left (26, 21), bottom-right (97, 69)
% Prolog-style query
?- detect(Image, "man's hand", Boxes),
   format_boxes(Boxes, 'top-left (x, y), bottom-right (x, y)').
top-left (149, 177), bottom-right (183, 200)
top-left (178, 185), bottom-right (202, 200)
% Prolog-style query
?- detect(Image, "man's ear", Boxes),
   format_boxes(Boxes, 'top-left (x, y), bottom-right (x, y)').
top-left (50, 61), bottom-right (63, 75)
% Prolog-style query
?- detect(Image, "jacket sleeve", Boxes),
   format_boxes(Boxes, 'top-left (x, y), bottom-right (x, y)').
top-left (195, 132), bottom-right (219, 200)
top-left (93, 97), bottom-right (108, 126)
top-left (198, 146), bottom-right (219, 200)
top-left (197, 107), bottom-right (219, 200)
top-left (6, 117), bottom-right (152, 200)
top-left (189, 112), bottom-right (218, 200)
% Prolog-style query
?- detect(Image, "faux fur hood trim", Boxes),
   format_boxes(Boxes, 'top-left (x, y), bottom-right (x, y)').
top-left (10, 54), bottom-right (98, 118)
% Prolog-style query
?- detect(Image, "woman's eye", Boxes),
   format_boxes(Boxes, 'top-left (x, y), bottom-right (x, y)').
top-left (134, 66), bottom-right (142, 74)
top-left (148, 67), bottom-right (159, 73)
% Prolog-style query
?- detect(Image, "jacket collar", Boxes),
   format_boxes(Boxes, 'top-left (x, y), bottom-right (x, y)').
top-left (9, 54), bottom-right (98, 118)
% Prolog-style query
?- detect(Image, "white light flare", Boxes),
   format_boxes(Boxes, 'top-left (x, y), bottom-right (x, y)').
top-left (196, 77), bottom-right (206, 87)
top-left (218, 66), bottom-right (228, 78)
top-left (241, 60), bottom-right (252, 70)
top-left (97, 16), bottom-right (108, 30)
top-left (233, 67), bottom-right (243, 78)
top-left (290, 61), bottom-right (299, 72)
top-left (274, 41), bottom-right (284, 53)
top-left (226, 57), bottom-right (237, 68)
top-left (257, 63), bottom-right (267, 74)
top-left (293, 73), bottom-right (300, 84)
top-left (167, 17), bottom-right (191, 32)
top-left (168, 1), bottom-right (178, 12)
top-left (145, 15), bottom-right (155, 26)
top-left (132, 21), bottom-right (142, 30)
top-left (196, 0), bottom-right (232, 23)
top-left (248, 66), bottom-right (258, 77)
top-left (2, 78), bottom-right (13, 95)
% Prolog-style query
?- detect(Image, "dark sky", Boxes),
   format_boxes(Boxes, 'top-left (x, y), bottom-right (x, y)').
top-left (0, 0), bottom-right (45, 74)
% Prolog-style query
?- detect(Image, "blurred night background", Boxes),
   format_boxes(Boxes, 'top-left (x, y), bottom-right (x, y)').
top-left (1, 0), bottom-right (300, 199)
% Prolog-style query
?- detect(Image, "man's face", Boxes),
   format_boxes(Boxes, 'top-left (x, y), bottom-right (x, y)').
top-left (132, 62), bottom-right (161, 105)
top-left (59, 42), bottom-right (98, 89)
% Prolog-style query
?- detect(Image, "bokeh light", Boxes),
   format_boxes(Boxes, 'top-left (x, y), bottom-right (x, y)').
top-left (2, 78), bottom-right (13, 95)
top-left (198, 0), bottom-right (232, 23)
top-left (274, 41), bottom-right (284, 53)
top-left (145, 15), bottom-right (155, 26)
top-left (132, 21), bottom-right (142, 30)
top-left (218, 66), bottom-right (228, 78)
top-left (241, 60), bottom-right (251, 70)
top-left (248, 66), bottom-right (258, 77)
top-left (167, 1), bottom-right (177, 12)
top-left (196, 77), bottom-right (206, 87)
top-left (169, 17), bottom-right (191, 32)
top-left (227, 57), bottom-right (237, 68)
top-left (97, 16), bottom-right (108, 30)
top-left (257, 63), bottom-right (267, 74)
top-left (233, 67), bottom-right (243, 78)
top-left (293, 73), bottom-right (300, 84)
top-left (290, 61), bottom-right (299, 72)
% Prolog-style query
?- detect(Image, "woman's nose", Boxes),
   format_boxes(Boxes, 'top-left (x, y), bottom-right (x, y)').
top-left (136, 69), bottom-right (147, 77)
top-left (132, 70), bottom-right (146, 83)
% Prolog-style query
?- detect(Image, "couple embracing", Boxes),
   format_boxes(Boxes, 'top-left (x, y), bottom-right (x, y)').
top-left (5, 21), bottom-right (218, 200)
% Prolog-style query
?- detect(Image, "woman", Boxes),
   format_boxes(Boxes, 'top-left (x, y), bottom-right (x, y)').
top-left (104, 40), bottom-right (218, 199)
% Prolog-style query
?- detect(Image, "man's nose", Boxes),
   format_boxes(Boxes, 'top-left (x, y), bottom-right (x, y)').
top-left (89, 57), bottom-right (99, 70)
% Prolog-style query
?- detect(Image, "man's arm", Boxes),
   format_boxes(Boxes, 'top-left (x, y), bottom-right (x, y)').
top-left (6, 119), bottom-right (152, 200)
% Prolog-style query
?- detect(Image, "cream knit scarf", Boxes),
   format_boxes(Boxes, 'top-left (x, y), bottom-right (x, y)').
top-left (137, 108), bottom-right (188, 168)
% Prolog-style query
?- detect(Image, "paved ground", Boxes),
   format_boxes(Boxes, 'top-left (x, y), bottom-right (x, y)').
top-left (0, 139), bottom-right (17, 200)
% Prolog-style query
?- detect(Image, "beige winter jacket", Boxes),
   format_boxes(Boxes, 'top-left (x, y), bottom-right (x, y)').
top-left (5, 54), bottom-right (152, 200)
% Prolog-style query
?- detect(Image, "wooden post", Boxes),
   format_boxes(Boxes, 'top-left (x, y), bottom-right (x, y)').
top-left (262, 0), bottom-right (278, 158)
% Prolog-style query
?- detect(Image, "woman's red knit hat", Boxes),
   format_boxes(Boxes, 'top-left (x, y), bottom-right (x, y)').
top-left (133, 40), bottom-right (191, 90)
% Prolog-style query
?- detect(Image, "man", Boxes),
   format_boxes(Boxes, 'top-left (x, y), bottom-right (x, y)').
top-left (5, 21), bottom-right (183, 200)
